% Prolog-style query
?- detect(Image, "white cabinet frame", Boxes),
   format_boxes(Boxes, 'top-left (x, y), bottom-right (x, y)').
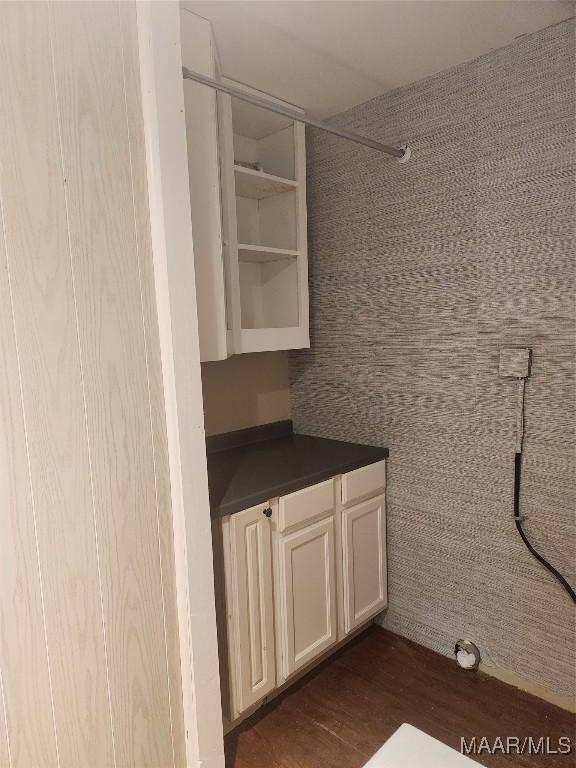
top-left (219, 89), bottom-right (310, 355)
top-left (183, 45), bottom-right (310, 358)
top-left (216, 91), bottom-right (243, 355)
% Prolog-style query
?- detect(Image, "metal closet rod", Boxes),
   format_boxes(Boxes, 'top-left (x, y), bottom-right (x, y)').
top-left (182, 67), bottom-right (410, 162)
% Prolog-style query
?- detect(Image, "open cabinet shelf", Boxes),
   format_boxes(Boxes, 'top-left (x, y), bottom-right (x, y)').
top-left (239, 255), bottom-right (299, 329)
top-left (234, 165), bottom-right (297, 199)
top-left (238, 245), bottom-right (300, 262)
top-left (236, 189), bottom-right (297, 251)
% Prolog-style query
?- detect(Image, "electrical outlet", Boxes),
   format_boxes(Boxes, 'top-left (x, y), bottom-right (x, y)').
top-left (499, 348), bottom-right (531, 379)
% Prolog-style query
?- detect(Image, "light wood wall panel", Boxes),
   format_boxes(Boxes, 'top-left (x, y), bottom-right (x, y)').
top-left (0, 2), bottom-right (184, 766)
top-left (0, 678), bottom-right (9, 768)
top-left (0, 149), bottom-right (59, 768)
top-left (0, 3), bottom-right (114, 764)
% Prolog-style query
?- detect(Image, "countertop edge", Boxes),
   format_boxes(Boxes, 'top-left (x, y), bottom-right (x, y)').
top-left (210, 449), bottom-right (388, 519)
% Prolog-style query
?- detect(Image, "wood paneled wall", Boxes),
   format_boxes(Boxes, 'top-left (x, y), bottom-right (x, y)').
top-left (0, 3), bottom-right (185, 766)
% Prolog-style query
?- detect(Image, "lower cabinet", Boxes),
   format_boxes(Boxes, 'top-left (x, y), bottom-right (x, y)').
top-left (214, 461), bottom-right (386, 722)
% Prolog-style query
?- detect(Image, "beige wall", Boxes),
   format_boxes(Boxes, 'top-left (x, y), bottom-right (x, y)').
top-left (201, 352), bottom-right (291, 435)
top-left (0, 3), bottom-right (184, 766)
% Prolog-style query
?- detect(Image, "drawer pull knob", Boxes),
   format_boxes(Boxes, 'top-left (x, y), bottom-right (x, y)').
top-left (263, 507), bottom-right (272, 518)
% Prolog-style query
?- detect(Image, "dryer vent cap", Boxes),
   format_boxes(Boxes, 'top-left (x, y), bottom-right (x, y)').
top-left (455, 639), bottom-right (481, 671)
top-left (397, 144), bottom-right (411, 163)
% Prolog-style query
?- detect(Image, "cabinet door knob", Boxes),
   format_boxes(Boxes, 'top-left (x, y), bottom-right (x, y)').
top-left (263, 507), bottom-right (272, 518)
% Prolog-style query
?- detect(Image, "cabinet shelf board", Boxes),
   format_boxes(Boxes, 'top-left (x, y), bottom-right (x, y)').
top-left (234, 165), bottom-right (298, 200)
top-left (238, 245), bottom-right (299, 263)
top-left (239, 327), bottom-right (310, 354)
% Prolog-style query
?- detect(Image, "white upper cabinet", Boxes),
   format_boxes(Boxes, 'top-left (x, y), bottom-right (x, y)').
top-left (181, 12), bottom-right (310, 360)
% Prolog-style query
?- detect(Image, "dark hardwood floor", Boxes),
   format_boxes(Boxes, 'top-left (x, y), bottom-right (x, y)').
top-left (225, 626), bottom-right (575, 768)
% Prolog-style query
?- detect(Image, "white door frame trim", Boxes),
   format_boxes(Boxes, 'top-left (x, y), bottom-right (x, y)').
top-left (135, 3), bottom-right (225, 766)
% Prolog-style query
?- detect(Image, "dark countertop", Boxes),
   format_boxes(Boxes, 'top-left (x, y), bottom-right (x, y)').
top-left (206, 421), bottom-right (388, 518)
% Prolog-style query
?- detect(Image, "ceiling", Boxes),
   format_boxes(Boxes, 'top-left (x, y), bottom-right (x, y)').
top-left (182, 1), bottom-right (574, 117)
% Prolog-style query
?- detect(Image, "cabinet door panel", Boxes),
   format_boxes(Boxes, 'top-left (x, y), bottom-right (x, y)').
top-left (276, 517), bottom-right (337, 680)
top-left (181, 11), bottom-right (229, 360)
top-left (342, 495), bottom-right (387, 634)
top-left (229, 505), bottom-right (275, 715)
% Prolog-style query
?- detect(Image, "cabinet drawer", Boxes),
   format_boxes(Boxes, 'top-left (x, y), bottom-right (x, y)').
top-left (278, 478), bottom-right (335, 533)
top-left (341, 460), bottom-right (386, 506)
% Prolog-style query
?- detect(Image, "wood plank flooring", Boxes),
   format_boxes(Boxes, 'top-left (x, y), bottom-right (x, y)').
top-left (225, 626), bottom-right (575, 768)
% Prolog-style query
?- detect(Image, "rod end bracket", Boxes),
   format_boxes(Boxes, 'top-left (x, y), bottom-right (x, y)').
top-left (397, 144), bottom-right (411, 164)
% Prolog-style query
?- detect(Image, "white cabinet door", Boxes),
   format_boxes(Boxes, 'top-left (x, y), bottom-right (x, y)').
top-left (342, 494), bottom-right (387, 634)
top-left (180, 11), bottom-right (230, 361)
top-left (275, 516), bottom-right (337, 681)
top-left (228, 504), bottom-right (275, 715)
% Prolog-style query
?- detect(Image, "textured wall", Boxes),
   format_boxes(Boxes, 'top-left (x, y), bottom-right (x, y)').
top-left (290, 19), bottom-right (575, 698)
